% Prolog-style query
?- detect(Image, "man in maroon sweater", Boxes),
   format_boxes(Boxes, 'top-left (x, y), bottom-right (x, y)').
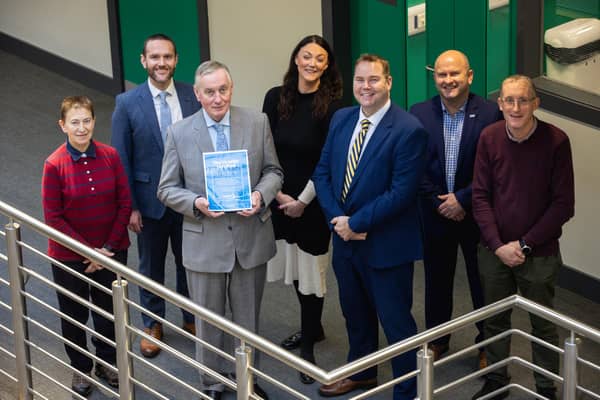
top-left (471, 75), bottom-right (574, 400)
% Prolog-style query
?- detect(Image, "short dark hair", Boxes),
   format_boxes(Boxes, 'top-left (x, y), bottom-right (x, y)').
top-left (142, 33), bottom-right (177, 55)
top-left (59, 96), bottom-right (94, 120)
top-left (354, 54), bottom-right (391, 77)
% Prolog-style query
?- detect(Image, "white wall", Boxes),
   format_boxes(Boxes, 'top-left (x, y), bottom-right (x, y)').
top-left (535, 108), bottom-right (600, 280)
top-left (0, 0), bottom-right (113, 77)
top-left (207, 0), bottom-right (322, 110)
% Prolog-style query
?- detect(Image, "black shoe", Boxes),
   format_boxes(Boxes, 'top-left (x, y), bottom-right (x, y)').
top-left (537, 386), bottom-right (557, 400)
top-left (71, 372), bottom-right (92, 397)
top-left (253, 383), bottom-right (269, 399)
top-left (202, 389), bottom-right (222, 399)
top-left (472, 379), bottom-right (508, 400)
top-left (94, 364), bottom-right (119, 388)
top-left (280, 330), bottom-right (326, 351)
top-left (281, 331), bottom-right (302, 350)
top-left (299, 371), bottom-right (315, 384)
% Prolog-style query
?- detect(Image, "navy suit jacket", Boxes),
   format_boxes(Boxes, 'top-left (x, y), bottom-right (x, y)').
top-left (111, 81), bottom-right (200, 219)
top-left (313, 103), bottom-right (428, 268)
top-left (410, 93), bottom-right (502, 236)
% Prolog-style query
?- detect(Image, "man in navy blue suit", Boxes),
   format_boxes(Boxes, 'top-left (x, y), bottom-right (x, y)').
top-left (410, 50), bottom-right (502, 367)
top-left (111, 33), bottom-right (200, 358)
top-left (313, 54), bottom-right (427, 400)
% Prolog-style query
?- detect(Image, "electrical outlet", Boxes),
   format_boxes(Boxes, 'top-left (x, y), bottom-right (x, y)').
top-left (489, 0), bottom-right (509, 11)
top-left (407, 3), bottom-right (426, 36)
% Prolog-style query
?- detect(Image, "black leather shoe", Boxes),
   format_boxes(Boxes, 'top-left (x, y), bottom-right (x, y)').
top-left (94, 364), bottom-right (119, 388)
top-left (202, 389), bottom-right (222, 399)
top-left (281, 331), bottom-right (302, 350)
top-left (280, 330), bottom-right (326, 350)
top-left (299, 371), bottom-right (315, 384)
top-left (71, 372), bottom-right (92, 397)
top-left (472, 379), bottom-right (508, 400)
top-left (253, 383), bottom-right (269, 399)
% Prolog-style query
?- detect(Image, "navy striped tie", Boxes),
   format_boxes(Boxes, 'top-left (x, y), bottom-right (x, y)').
top-left (342, 119), bottom-right (370, 202)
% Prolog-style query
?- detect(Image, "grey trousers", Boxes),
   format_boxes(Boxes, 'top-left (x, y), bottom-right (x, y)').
top-left (478, 245), bottom-right (561, 389)
top-left (186, 261), bottom-right (266, 392)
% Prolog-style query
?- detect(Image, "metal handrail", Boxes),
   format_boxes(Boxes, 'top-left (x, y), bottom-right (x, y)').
top-left (2, 198), bottom-right (600, 400)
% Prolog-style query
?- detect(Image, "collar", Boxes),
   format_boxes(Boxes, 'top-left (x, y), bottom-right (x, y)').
top-left (440, 98), bottom-right (467, 116)
top-left (202, 109), bottom-right (231, 128)
top-left (506, 117), bottom-right (538, 143)
top-left (66, 139), bottom-right (96, 161)
top-left (148, 78), bottom-right (175, 98)
top-left (359, 99), bottom-right (391, 127)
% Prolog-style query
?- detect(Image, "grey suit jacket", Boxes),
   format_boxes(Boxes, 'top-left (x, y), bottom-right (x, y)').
top-left (157, 106), bottom-right (283, 273)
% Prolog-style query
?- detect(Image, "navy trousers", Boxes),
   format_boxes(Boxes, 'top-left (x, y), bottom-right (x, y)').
top-left (137, 207), bottom-right (193, 327)
top-left (423, 216), bottom-right (484, 346)
top-left (333, 253), bottom-right (417, 400)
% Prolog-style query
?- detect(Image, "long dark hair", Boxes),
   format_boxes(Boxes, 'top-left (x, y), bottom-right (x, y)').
top-left (278, 35), bottom-right (342, 120)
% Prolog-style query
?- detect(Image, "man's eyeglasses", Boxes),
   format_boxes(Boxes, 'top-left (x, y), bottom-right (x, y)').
top-left (500, 97), bottom-right (536, 107)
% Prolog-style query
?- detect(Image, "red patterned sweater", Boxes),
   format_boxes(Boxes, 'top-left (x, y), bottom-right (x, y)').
top-left (42, 140), bottom-right (132, 261)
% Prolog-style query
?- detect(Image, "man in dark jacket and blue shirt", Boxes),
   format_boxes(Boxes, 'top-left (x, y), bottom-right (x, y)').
top-left (410, 50), bottom-right (502, 367)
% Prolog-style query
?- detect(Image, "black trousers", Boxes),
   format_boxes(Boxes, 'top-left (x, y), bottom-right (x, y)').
top-left (52, 251), bottom-right (127, 373)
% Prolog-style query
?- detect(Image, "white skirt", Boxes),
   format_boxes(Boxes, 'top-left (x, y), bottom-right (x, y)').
top-left (266, 239), bottom-right (330, 297)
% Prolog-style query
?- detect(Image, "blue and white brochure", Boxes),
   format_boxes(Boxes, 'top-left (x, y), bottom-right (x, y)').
top-left (203, 150), bottom-right (252, 212)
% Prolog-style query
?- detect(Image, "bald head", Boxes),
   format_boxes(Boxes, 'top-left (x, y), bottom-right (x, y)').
top-left (433, 50), bottom-right (473, 112)
top-left (434, 50), bottom-right (470, 71)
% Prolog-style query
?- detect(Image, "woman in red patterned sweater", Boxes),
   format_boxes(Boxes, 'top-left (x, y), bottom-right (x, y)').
top-left (41, 96), bottom-right (131, 397)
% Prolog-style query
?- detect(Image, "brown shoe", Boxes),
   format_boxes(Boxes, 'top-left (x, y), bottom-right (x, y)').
top-left (318, 378), bottom-right (377, 397)
top-left (140, 323), bottom-right (162, 358)
top-left (478, 350), bottom-right (488, 370)
top-left (429, 343), bottom-right (449, 361)
top-left (182, 322), bottom-right (196, 335)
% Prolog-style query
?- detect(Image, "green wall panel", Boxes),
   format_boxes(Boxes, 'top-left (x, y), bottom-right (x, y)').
top-left (350, 0), bottom-right (408, 108)
top-left (455, 0), bottom-right (487, 98)
top-left (487, 5), bottom-right (511, 95)
top-left (118, 0), bottom-right (201, 85)
top-left (425, 0), bottom-right (454, 98)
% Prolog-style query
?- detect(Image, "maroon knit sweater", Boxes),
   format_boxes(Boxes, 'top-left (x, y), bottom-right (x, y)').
top-left (472, 119), bottom-right (574, 256)
top-left (42, 140), bottom-right (132, 261)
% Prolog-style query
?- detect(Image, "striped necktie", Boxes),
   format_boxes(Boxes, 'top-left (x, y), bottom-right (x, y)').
top-left (342, 119), bottom-right (370, 202)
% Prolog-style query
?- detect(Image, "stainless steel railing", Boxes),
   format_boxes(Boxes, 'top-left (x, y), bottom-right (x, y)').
top-left (1, 197), bottom-right (599, 400)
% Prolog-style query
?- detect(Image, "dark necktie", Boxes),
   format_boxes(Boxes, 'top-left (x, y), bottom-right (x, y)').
top-left (342, 119), bottom-right (371, 202)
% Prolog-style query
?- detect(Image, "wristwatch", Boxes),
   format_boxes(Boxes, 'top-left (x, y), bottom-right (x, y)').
top-left (519, 239), bottom-right (532, 256)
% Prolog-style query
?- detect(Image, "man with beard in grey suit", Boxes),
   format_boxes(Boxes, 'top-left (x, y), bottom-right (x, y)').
top-left (157, 60), bottom-right (282, 400)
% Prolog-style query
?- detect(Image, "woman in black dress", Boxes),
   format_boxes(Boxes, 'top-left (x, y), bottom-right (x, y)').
top-left (263, 34), bottom-right (343, 384)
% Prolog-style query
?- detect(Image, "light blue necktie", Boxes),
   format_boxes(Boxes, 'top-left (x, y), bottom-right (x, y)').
top-left (215, 123), bottom-right (228, 151)
top-left (158, 91), bottom-right (172, 142)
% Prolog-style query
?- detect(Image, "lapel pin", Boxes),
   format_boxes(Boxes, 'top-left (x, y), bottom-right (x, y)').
top-left (469, 114), bottom-right (476, 118)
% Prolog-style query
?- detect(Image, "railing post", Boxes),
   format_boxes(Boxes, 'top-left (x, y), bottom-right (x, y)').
top-left (112, 278), bottom-right (134, 400)
top-left (562, 333), bottom-right (580, 400)
top-left (5, 222), bottom-right (33, 400)
top-left (235, 343), bottom-right (252, 400)
top-left (417, 346), bottom-right (434, 400)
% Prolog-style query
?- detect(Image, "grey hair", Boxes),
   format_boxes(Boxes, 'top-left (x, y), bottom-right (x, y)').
top-left (500, 74), bottom-right (538, 98)
top-left (194, 60), bottom-right (232, 86)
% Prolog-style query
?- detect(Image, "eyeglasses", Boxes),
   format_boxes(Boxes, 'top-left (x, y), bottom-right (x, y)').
top-left (500, 97), bottom-right (536, 107)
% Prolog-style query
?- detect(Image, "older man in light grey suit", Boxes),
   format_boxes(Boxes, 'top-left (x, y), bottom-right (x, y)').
top-left (157, 60), bottom-right (282, 400)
